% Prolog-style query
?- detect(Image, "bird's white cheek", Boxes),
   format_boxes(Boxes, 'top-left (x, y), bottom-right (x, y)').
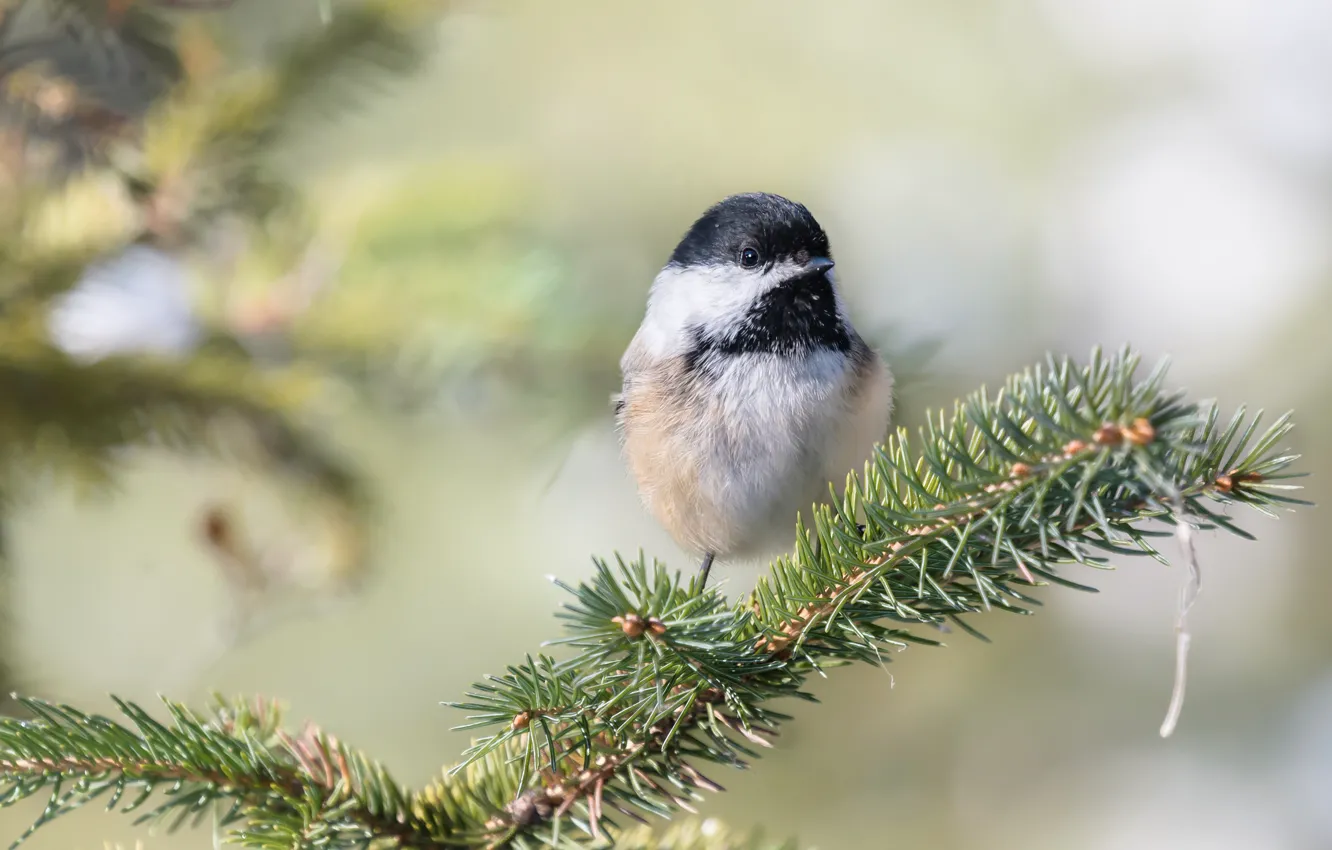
top-left (639, 266), bottom-right (756, 355)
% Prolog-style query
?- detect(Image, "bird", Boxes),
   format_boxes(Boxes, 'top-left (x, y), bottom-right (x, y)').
top-left (614, 192), bottom-right (894, 589)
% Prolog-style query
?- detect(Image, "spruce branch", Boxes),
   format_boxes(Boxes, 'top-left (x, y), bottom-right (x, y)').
top-left (0, 694), bottom-right (794, 849)
top-left (0, 0), bottom-right (446, 602)
top-left (0, 694), bottom-right (454, 849)
top-left (42, 0), bottom-right (181, 79)
top-left (1, 0), bottom-right (181, 171)
top-left (131, 0), bottom-right (437, 220)
top-left (444, 346), bottom-right (1306, 846)
top-left (2, 0), bottom-right (440, 243)
top-left (0, 346), bottom-right (1309, 849)
top-left (259, 162), bottom-right (627, 426)
top-left (0, 340), bottom-right (367, 526)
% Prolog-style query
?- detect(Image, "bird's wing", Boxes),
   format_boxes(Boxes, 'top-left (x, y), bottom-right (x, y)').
top-left (611, 327), bottom-right (654, 427)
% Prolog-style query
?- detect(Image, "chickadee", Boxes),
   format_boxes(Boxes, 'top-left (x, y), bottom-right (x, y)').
top-left (615, 192), bottom-right (893, 588)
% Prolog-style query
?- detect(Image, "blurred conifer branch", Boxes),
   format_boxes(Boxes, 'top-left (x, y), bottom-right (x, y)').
top-left (0, 0), bottom-right (446, 701)
top-left (272, 163), bottom-right (628, 426)
top-left (0, 346), bottom-right (1308, 848)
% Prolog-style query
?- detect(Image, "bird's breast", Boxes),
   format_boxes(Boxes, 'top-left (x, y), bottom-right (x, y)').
top-left (620, 347), bottom-right (880, 559)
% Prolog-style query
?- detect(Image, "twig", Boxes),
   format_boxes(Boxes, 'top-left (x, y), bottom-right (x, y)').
top-left (1160, 491), bottom-right (1201, 738)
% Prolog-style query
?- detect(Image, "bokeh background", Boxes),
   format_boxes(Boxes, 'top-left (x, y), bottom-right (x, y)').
top-left (4, 0), bottom-right (1332, 847)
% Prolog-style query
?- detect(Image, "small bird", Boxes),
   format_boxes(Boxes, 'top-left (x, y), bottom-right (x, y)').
top-left (615, 192), bottom-right (894, 588)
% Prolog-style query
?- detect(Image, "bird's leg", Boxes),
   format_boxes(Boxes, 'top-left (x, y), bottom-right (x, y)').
top-left (698, 552), bottom-right (715, 590)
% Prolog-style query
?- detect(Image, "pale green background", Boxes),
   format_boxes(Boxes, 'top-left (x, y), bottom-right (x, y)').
top-left (6, 1), bottom-right (1332, 848)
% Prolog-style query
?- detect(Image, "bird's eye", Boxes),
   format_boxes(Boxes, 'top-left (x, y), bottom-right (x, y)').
top-left (740, 247), bottom-right (761, 268)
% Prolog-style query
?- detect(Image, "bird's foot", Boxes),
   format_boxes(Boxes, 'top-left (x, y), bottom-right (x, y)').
top-left (697, 552), bottom-right (715, 591)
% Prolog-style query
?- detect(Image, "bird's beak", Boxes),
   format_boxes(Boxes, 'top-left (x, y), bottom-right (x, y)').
top-left (804, 257), bottom-right (835, 276)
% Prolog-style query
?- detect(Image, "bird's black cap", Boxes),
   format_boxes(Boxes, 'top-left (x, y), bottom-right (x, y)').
top-left (668, 192), bottom-right (832, 270)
